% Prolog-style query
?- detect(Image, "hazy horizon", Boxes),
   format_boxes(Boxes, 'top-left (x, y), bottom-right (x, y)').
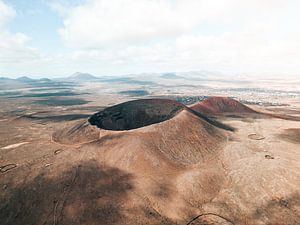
top-left (1, 70), bottom-right (300, 81)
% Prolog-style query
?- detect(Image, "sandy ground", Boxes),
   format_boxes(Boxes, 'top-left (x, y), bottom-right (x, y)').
top-left (0, 98), bottom-right (299, 225)
top-left (216, 115), bottom-right (300, 224)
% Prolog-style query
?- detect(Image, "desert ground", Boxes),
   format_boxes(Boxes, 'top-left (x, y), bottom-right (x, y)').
top-left (0, 74), bottom-right (299, 225)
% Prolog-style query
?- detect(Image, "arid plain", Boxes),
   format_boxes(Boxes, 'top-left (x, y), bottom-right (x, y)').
top-left (0, 73), bottom-right (299, 225)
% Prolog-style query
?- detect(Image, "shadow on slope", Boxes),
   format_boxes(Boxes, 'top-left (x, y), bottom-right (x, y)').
top-left (0, 161), bottom-right (132, 225)
top-left (277, 128), bottom-right (300, 144)
top-left (0, 160), bottom-right (175, 225)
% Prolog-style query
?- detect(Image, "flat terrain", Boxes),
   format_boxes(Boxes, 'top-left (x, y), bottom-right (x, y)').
top-left (0, 76), bottom-right (299, 225)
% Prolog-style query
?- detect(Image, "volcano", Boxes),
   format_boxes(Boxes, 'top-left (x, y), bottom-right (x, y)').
top-left (49, 98), bottom-right (231, 224)
top-left (53, 99), bottom-right (231, 165)
top-left (191, 96), bottom-right (257, 116)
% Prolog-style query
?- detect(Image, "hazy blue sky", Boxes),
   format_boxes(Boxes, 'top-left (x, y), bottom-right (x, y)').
top-left (1, 0), bottom-right (300, 78)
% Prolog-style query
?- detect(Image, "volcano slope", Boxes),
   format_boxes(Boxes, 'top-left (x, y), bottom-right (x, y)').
top-left (53, 99), bottom-right (229, 166)
top-left (191, 96), bottom-right (257, 117)
top-left (191, 96), bottom-right (300, 122)
top-left (1, 98), bottom-right (300, 225)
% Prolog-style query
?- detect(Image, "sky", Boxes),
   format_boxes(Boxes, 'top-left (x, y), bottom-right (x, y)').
top-left (0, 0), bottom-right (300, 78)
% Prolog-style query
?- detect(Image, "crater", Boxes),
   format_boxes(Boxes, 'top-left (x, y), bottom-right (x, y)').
top-left (88, 99), bottom-right (185, 130)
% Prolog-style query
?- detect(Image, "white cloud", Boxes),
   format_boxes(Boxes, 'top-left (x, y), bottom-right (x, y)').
top-left (0, 0), bottom-right (15, 28)
top-left (1, 0), bottom-right (300, 77)
top-left (57, 0), bottom-right (290, 49)
top-left (54, 0), bottom-right (300, 76)
top-left (58, 0), bottom-right (236, 48)
top-left (0, 1), bottom-right (42, 72)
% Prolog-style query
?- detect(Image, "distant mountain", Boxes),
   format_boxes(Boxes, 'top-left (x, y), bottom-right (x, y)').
top-left (68, 72), bottom-right (99, 81)
top-left (0, 77), bottom-right (12, 81)
top-left (16, 76), bottom-right (34, 82)
top-left (0, 76), bottom-right (53, 83)
top-left (160, 73), bottom-right (184, 79)
top-left (15, 76), bottom-right (53, 84)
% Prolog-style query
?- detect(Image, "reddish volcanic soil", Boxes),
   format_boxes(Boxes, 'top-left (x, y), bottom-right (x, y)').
top-left (191, 96), bottom-right (257, 116)
top-left (191, 97), bottom-right (300, 122)
top-left (1, 98), bottom-right (300, 225)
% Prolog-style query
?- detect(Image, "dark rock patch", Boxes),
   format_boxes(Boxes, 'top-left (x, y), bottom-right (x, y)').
top-left (277, 128), bottom-right (300, 144)
top-left (89, 99), bottom-right (185, 131)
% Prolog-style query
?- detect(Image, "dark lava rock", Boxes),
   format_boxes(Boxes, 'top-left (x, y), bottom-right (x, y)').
top-left (89, 99), bottom-right (185, 130)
